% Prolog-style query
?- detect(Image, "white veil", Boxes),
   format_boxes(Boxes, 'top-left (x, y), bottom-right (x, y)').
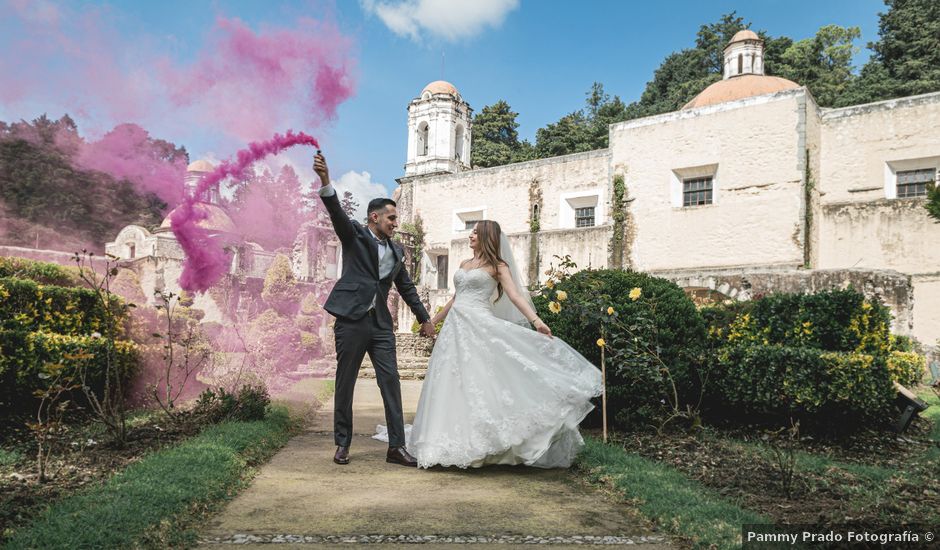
top-left (491, 232), bottom-right (537, 328)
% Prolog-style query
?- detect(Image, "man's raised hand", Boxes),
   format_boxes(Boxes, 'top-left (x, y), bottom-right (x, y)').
top-left (313, 151), bottom-right (330, 187)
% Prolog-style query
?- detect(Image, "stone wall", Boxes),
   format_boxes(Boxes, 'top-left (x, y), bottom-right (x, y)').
top-left (611, 89), bottom-right (807, 272)
top-left (652, 266), bottom-right (915, 336)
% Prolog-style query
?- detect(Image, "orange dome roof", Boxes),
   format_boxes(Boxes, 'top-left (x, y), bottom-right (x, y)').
top-left (159, 202), bottom-right (237, 234)
top-left (730, 29), bottom-right (760, 43)
top-left (682, 74), bottom-right (800, 109)
top-left (422, 80), bottom-right (459, 97)
top-left (187, 159), bottom-right (215, 173)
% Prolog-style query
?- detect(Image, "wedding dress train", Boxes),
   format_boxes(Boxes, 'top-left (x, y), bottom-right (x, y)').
top-left (376, 267), bottom-right (602, 469)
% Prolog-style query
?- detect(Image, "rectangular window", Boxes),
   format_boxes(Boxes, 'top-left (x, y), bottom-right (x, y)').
top-left (896, 168), bottom-right (934, 198)
top-left (436, 254), bottom-right (449, 290)
top-left (464, 220), bottom-right (480, 230)
top-left (574, 207), bottom-right (595, 228)
top-left (683, 176), bottom-right (713, 207)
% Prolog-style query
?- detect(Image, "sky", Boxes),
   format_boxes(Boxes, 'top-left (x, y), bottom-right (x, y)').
top-left (0, 0), bottom-right (887, 217)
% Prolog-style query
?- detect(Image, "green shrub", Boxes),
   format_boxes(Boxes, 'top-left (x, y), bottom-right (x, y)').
top-left (0, 256), bottom-right (81, 287)
top-left (193, 383), bottom-right (270, 423)
top-left (887, 350), bottom-right (927, 387)
top-left (0, 330), bottom-right (138, 413)
top-left (535, 268), bottom-right (707, 428)
top-left (728, 289), bottom-right (893, 355)
top-left (715, 344), bottom-right (895, 422)
top-left (705, 289), bottom-right (918, 428)
top-left (0, 277), bottom-right (123, 335)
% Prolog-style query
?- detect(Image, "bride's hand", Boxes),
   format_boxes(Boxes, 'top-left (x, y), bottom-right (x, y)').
top-left (533, 319), bottom-right (553, 338)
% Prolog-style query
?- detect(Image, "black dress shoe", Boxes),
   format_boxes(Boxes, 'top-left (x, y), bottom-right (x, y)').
top-left (333, 446), bottom-right (350, 465)
top-left (386, 446), bottom-right (418, 467)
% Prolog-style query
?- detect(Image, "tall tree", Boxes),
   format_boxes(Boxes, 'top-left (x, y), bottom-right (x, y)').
top-left (0, 115), bottom-right (168, 249)
top-left (776, 25), bottom-right (861, 106)
top-left (470, 100), bottom-right (534, 168)
top-left (870, 0), bottom-right (940, 97)
top-left (340, 190), bottom-right (359, 218)
top-left (230, 165), bottom-right (309, 249)
top-left (839, 0), bottom-right (940, 105)
top-left (534, 83), bottom-right (630, 157)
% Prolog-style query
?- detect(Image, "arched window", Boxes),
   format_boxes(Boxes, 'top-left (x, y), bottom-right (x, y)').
top-left (455, 125), bottom-right (465, 162)
top-left (417, 122), bottom-right (429, 157)
top-left (737, 53), bottom-right (743, 75)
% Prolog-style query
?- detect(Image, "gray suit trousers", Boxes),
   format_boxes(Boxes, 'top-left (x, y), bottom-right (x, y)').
top-left (332, 311), bottom-right (404, 448)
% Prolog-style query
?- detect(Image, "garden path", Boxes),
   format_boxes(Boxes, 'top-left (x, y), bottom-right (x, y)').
top-left (200, 379), bottom-right (673, 549)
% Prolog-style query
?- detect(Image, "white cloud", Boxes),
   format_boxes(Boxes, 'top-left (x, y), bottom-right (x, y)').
top-left (332, 170), bottom-right (391, 222)
top-left (361, 0), bottom-right (519, 42)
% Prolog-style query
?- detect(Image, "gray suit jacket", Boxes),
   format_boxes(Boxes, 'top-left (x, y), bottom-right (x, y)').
top-left (319, 189), bottom-right (430, 331)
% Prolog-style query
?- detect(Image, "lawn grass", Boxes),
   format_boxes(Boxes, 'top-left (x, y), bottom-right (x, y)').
top-left (4, 406), bottom-right (298, 549)
top-left (577, 436), bottom-right (767, 549)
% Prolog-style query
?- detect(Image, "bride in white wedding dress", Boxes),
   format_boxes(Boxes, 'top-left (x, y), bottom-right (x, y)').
top-left (377, 220), bottom-right (602, 469)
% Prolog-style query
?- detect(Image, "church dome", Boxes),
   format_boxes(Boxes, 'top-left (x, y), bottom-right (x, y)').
top-left (421, 80), bottom-right (459, 98)
top-left (187, 159), bottom-right (215, 173)
top-left (730, 29), bottom-right (760, 43)
top-left (682, 74), bottom-right (800, 109)
top-left (159, 202), bottom-right (237, 234)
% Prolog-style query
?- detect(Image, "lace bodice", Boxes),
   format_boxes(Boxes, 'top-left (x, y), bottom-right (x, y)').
top-left (453, 268), bottom-right (498, 310)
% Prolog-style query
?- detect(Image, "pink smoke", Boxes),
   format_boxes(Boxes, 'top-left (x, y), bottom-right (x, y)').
top-left (171, 130), bottom-right (320, 292)
top-left (0, 4), bottom-right (357, 143)
top-left (74, 124), bottom-right (187, 207)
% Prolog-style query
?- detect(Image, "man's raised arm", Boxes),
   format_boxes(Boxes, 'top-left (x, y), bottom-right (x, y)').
top-left (314, 152), bottom-right (355, 243)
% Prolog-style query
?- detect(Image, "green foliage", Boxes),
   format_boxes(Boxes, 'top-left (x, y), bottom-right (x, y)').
top-left (776, 25), bottom-right (862, 106)
top-left (261, 254), bottom-right (300, 315)
top-left (399, 214), bottom-right (425, 284)
top-left (0, 277), bottom-right (118, 335)
top-left (926, 181), bottom-right (940, 222)
top-left (534, 83), bottom-right (630, 158)
top-left (578, 437), bottom-right (768, 550)
top-left (609, 175), bottom-right (627, 268)
top-left (0, 330), bottom-right (138, 414)
top-left (868, 0), bottom-right (940, 98)
top-left (0, 268), bottom-right (136, 417)
top-left (193, 383), bottom-right (271, 424)
top-left (887, 350), bottom-right (927, 387)
top-left (5, 407), bottom-right (294, 549)
top-left (716, 344), bottom-right (895, 421)
top-left (707, 289), bottom-right (921, 428)
top-left (470, 100), bottom-right (535, 168)
top-left (0, 115), bottom-right (170, 246)
top-left (535, 266), bottom-right (707, 428)
top-left (340, 190), bottom-right (359, 217)
top-left (0, 256), bottom-right (81, 287)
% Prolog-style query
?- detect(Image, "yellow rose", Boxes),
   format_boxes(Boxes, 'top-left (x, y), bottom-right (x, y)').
top-left (607, 306), bottom-right (615, 315)
top-left (545, 279), bottom-right (556, 289)
top-left (596, 338), bottom-right (606, 348)
top-left (555, 290), bottom-right (567, 302)
top-left (629, 287), bottom-right (642, 301)
top-left (548, 301), bottom-right (562, 314)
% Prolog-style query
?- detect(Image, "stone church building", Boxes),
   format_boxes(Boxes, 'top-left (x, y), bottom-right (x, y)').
top-left (394, 30), bottom-right (940, 349)
top-left (106, 159), bottom-right (341, 325)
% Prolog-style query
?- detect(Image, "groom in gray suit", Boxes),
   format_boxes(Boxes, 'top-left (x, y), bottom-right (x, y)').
top-left (313, 152), bottom-right (435, 467)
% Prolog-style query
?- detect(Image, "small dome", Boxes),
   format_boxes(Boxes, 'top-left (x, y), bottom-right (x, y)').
top-left (682, 74), bottom-right (800, 109)
top-left (730, 29), bottom-right (760, 43)
top-left (187, 159), bottom-right (215, 173)
top-left (421, 80), bottom-right (459, 97)
top-left (159, 202), bottom-right (237, 234)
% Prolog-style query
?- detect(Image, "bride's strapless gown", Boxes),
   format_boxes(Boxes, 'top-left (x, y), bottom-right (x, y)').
top-left (377, 267), bottom-right (602, 469)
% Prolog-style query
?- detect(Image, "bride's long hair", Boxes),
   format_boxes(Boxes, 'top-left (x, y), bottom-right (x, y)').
top-left (474, 220), bottom-right (506, 302)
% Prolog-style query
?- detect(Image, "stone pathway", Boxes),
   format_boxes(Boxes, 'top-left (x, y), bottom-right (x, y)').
top-left (200, 379), bottom-right (672, 548)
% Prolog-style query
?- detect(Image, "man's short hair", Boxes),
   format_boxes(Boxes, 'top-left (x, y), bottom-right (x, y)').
top-left (367, 198), bottom-right (397, 216)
